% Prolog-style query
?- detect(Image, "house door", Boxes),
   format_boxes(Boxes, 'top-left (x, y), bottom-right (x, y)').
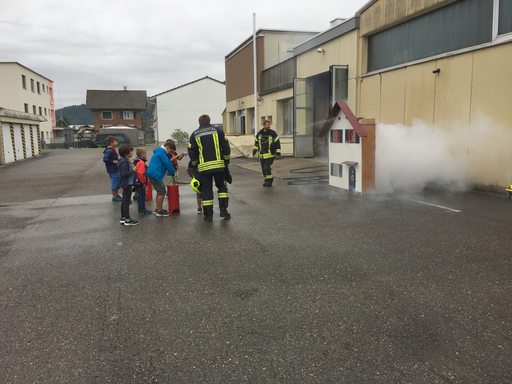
top-left (330, 65), bottom-right (348, 109)
top-left (349, 166), bottom-right (356, 193)
top-left (293, 78), bottom-right (314, 157)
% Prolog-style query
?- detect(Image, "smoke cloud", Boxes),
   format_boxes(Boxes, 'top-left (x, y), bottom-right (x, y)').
top-left (375, 115), bottom-right (512, 193)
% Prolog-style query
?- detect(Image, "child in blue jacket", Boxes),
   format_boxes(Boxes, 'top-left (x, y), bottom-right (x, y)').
top-left (102, 136), bottom-right (122, 201)
top-left (117, 144), bottom-right (139, 226)
top-left (146, 141), bottom-right (176, 217)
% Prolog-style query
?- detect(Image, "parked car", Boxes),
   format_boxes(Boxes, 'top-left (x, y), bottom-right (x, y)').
top-left (93, 134), bottom-right (128, 148)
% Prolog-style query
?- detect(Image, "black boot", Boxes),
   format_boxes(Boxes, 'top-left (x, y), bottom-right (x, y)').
top-left (204, 215), bottom-right (213, 222)
top-left (220, 208), bottom-right (231, 219)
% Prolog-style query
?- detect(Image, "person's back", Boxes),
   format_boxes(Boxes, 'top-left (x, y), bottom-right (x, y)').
top-left (188, 114), bottom-right (231, 221)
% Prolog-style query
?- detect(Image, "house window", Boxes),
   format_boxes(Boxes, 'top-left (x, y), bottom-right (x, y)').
top-left (102, 111), bottom-right (113, 119)
top-left (33, 105), bottom-right (36, 114)
top-left (122, 111), bottom-right (135, 119)
top-left (44, 108), bottom-right (47, 115)
top-left (37, 82), bottom-right (41, 94)
top-left (330, 129), bottom-right (343, 143)
top-left (31, 79), bottom-right (35, 92)
top-left (42, 84), bottom-right (45, 92)
top-left (282, 98), bottom-right (293, 135)
top-left (24, 103), bottom-right (29, 113)
top-left (368, 0), bottom-right (494, 72)
top-left (345, 129), bottom-right (360, 144)
top-left (330, 163), bottom-right (343, 178)
top-left (22, 75), bottom-right (27, 89)
top-left (498, 0), bottom-right (512, 35)
top-left (39, 107), bottom-right (42, 115)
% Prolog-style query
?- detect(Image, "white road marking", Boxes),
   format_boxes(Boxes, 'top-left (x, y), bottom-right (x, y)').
top-left (399, 198), bottom-right (461, 213)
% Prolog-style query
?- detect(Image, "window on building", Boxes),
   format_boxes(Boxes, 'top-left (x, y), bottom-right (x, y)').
top-left (44, 108), bottom-right (47, 115)
top-left (37, 82), bottom-right (41, 94)
top-left (282, 98), bottom-right (293, 135)
top-left (330, 129), bottom-right (343, 143)
top-left (39, 107), bottom-right (42, 115)
top-left (122, 111), bottom-right (135, 119)
top-left (102, 111), bottom-right (113, 119)
top-left (22, 75), bottom-right (27, 89)
top-left (499, 0), bottom-right (512, 35)
top-left (31, 79), bottom-right (35, 92)
top-left (330, 163), bottom-right (343, 178)
top-left (24, 103), bottom-right (29, 113)
top-left (368, 0), bottom-right (494, 72)
top-left (345, 129), bottom-right (360, 144)
top-left (33, 105), bottom-right (36, 114)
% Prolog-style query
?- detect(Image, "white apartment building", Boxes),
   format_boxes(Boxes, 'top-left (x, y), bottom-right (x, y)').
top-left (0, 62), bottom-right (56, 142)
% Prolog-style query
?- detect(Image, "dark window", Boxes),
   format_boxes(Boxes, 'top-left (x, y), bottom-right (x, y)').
top-left (37, 82), bottom-right (41, 94)
top-left (330, 163), bottom-right (343, 178)
top-left (33, 105), bottom-right (36, 114)
top-left (31, 79), bottom-right (35, 92)
top-left (102, 111), bottom-right (112, 119)
top-left (499, 0), bottom-right (512, 35)
top-left (368, 0), bottom-right (494, 72)
top-left (39, 107), bottom-right (42, 115)
top-left (330, 129), bottom-right (343, 143)
top-left (22, 75), bottom-right (27, 89)
top-left (24, 103), bottom-right (28, 113)
top-left (345, 129), bottom-right (360, 144)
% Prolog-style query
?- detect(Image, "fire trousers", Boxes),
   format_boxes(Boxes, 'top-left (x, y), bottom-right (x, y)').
top-left (198, 171), bottom-right (228, 216)
top-left (260, 158), bottom-right (275, 185)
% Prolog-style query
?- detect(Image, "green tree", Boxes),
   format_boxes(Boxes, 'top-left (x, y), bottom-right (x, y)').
top-left (170, 129), bottom-right (189, 145)
top-left (56, 116), bottom-right (70, 127)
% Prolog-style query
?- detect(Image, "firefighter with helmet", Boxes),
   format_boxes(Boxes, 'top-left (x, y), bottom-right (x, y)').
top-left (188, 114), bottom-right (231, 222)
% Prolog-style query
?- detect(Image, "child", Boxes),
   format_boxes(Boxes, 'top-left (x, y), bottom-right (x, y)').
top-left (187, 160), bottom-right (202, 214)
top-left (165, 139), bottom-right (186, 185)
top-left (103, 136), bottom-right (122, 201)
top-left (117, 144), bottom-right (139, 226)
top-left (133, 148), bottom-right (152, 215)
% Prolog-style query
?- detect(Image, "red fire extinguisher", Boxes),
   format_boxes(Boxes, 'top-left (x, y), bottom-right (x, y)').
top-left (167, 179), bottom-right (180, 214)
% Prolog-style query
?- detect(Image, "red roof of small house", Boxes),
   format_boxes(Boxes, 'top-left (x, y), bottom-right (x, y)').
top-left (318, 100), bottom-right (367, 138)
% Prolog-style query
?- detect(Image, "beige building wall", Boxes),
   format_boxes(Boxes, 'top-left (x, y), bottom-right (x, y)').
top-left (0, 63), bottom-right (53, 140)
top-left (296, 30), bottom-right (359, 111)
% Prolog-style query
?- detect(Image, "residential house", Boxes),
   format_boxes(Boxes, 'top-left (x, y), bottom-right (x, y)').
top-left (148, 76), bottom-right (226, 144)
top-left (86, 89), bottom-right (148, 132)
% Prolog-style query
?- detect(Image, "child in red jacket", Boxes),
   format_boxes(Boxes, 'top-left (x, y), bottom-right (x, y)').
top-left (133, 148), bottom-right (152, 215)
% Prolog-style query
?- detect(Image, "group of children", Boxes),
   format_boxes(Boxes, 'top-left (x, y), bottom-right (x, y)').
top-left (102, 136), bottom-right (188, 226)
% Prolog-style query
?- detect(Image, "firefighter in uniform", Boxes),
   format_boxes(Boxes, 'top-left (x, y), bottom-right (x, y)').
top-left (253, 120), bottom-right (281, 187)
top-left (188, 115), bottom-right (231, 221)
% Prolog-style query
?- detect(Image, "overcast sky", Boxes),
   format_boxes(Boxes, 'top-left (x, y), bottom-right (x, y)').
top-left (0, 0), bottom-right (369, 109)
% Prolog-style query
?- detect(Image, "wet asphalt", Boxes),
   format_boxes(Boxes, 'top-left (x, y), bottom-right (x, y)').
top-left (0, 148), bottom-right (511, 383)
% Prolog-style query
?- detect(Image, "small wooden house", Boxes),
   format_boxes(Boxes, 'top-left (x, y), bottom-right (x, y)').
top-left (319, 101), bottom-right (376, 195)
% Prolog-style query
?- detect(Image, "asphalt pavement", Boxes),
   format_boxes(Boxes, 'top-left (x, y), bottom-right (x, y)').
top-left (0, 148), bottom-right (511, 383)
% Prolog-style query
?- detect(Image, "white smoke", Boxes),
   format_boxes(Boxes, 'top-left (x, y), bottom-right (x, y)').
top-left (375, 115), bottom-right (512, 193)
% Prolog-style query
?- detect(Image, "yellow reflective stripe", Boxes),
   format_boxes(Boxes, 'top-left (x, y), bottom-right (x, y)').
top-left (198, 160), bottom-right (225, 172)
top-left (188, 142), bottom-right (192, 149)
top-left (262, 153), bottom-right (275, 159)
top-left (218, 193), bottom-right (229, 199)
top-left (196, 137), bottom-right (204, 164)
top-left (213, 134), bottom-right (220, 160)
top-left (202, 200), bottom-right (213, 206)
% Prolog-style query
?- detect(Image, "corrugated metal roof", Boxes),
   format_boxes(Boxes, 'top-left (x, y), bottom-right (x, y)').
top-left (85, 90), bottom-right (148, 110)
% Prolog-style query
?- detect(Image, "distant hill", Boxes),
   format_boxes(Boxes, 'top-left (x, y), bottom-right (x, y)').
top-left (55, 104), bottom-right (94, 125)
top-left (55, 103), bottom-right (153, 127)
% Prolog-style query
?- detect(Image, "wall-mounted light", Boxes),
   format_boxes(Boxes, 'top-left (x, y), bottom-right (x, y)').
top-left (257, 97), bottom-right (263, 102)
top-left (317, 48), bottom-right (325, 54)
top-left (433, 68), bottom-right (441, 74)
